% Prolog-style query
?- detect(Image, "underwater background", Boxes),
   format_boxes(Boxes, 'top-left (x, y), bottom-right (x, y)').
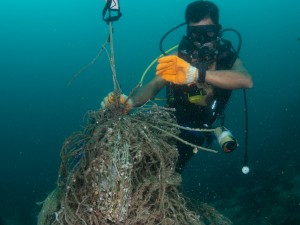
top-left (0, 0), bottom-right (299, 224)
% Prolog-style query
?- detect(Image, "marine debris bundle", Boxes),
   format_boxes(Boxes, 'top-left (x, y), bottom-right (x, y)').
top-left (37, 102), bottom-right (232, 225)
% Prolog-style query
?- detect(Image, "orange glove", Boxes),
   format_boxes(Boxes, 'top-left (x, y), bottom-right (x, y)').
top-left (156, 56), bottom-right (198, 84)
top-left (101, 92), bottom-right (133, 113)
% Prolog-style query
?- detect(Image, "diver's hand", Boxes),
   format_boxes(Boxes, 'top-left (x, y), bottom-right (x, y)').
top-left (101, 92), bottom-right (133, 113)
top-left (156, 56), bottom-right (199, 84)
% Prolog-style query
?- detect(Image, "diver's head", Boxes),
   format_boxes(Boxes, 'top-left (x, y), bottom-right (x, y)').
top-left (178, 1), bottom-right (221, 64)
top-left (185, 1), bottom-right (221, 45)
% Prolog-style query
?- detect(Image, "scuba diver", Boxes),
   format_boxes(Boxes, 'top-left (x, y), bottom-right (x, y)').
top-left (102, 0), bottom-right (253, 172)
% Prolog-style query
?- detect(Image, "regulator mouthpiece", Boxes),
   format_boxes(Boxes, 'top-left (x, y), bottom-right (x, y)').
top-left (214, 126), bottom-right (238, 153)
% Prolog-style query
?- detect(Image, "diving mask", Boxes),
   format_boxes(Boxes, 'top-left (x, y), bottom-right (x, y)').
top-left (187, 24), bottom-right (222, 44)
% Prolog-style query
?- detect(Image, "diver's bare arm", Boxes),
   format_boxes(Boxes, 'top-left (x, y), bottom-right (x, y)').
top-left (205, 58), bottom-right (253, 90)
top-left (131, 76), bottom-right (166, 107)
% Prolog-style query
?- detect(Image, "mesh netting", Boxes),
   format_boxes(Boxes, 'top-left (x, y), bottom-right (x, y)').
top-left (38, 104), bottom-right (232, 225)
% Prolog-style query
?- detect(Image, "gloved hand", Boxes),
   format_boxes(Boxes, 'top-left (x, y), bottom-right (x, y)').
top-left (101, 92), bottom-right (133, 113)
top-left (156, 55), bottom-right (199, 84)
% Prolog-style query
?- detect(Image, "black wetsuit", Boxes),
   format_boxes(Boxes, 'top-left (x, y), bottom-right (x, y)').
top-left (167, 40), bottom-right (237, 172)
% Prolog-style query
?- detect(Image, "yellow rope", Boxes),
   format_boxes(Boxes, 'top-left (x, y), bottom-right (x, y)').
top-left (139, 45), bottom-right (178, 86)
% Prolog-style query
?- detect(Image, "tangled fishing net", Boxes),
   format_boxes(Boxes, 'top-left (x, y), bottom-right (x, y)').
top-left (38, 102), bottom-right (232, 225)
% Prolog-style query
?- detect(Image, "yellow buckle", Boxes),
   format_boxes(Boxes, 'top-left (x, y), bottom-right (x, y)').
top-left (188, 94), bottom-right (205, 104)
